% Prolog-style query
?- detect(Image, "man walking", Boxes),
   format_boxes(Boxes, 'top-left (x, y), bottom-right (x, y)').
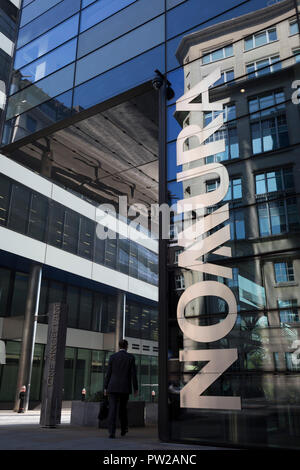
top-left (104, 339), bottom-right (138, 438)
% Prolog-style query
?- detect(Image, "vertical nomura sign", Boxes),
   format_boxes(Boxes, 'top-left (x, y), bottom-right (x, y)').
top-left (175, 68), bottom-right (241, 410)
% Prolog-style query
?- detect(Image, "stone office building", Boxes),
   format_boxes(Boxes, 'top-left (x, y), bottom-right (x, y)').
top-left (0, 0), bottom-right (300, 450)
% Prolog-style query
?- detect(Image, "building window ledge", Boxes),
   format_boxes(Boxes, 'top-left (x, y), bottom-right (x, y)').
top-left (274, 282), bottom-right (298, 288)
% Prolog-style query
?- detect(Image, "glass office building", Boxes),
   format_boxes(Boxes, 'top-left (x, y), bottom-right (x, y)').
top-left (0, 0), bottom-right (300, 450)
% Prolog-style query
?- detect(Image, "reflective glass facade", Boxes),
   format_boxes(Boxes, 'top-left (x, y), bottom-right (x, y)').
top-left (0, 0), bottom-right (300, 450)
top-left (163, 0), bottom-right (300, 450)
top-left (0, 341), bottom-right (158, 402)
top-left (0, 0), bottom-right (20, 133)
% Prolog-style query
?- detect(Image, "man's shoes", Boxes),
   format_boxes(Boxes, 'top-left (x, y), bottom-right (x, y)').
top-left (109, 434), bottom-right (115, 438)
top-left (121, 428), bottom-right (128, 436)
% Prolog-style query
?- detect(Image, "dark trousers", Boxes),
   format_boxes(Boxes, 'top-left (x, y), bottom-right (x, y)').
top-left (108, 393), bottom-right (129, 436)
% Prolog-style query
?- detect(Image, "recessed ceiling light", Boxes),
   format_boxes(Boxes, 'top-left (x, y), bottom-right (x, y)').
top-left (240, 88), bottom-right (246, 93)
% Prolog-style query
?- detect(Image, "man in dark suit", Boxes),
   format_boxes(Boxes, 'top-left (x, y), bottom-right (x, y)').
top-left (104, 339), bottom-right (138, 438)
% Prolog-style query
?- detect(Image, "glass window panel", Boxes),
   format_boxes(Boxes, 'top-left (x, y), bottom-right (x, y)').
top-left (82, 0), bottom-right (95, 7)
top-left (287, 198), bottom-right (300, 231)
top-left (150, 308), bottom-right (158, 341)
top-left (141, 307), bottom-right (150, 340)
top-left (275, 91), bottom-right (285, 106)
top-left (27, 192), bottom-right (48, 242)
top-left (202, 53), bottom-right (210, 64)
top-left (246, 63), bottom-right (255, 78)
top-left (66, 285), bottom-right (79, 328)
top-left (231, 210), bottom-right (245, 240)
top-left (91, 292), bottom-right (105, 332)
top-left (274, 262), bottom-right (294, 283)
top-left (8, 183), bottom-right (31, 234)
top-left (290, 20), bottom-right (299, 35)
top-left (118, 238), bottom-right (130, 275)
top-left (255, 174), bottom-right (266, 194)
top-left (283, 169), bottom-right (294, 190)
top-left (98, 295), bottom-right (111, 333)
top-left (80, 0), bottom-right (136, 32)
top-left (266, 171), bottom-right (282, 193)
top-left (30, 343), bottom-right (44, 400)
top-left (256, 59), bottom-right (270, 76)
top-left (225, 44), bottom-right (233, 56)
top-left (23, 0), bottom-right (34, 6)
top-left (78, 217), bottom-right (94, 260)
top-left (0, 174), bottom-right (11, 227)
top-left (244, 36), bottom-right (253, 51)
top-left (75, 16), bottom-right (164, 86)
top-left (20, 0), bottom-right (62, 28)
top-left (166, 0), bottom-right (250, 40)
top-left (10, 272), bottom-right (28, 316)
top-left (106, 295), bottom-right (116, 333)
top-left (129, 241), bottom-right (138, 279)
top-left (271, 56), bottom-right (281, 72)
top-left (74, 348), bottom-right (91, 399)
top-left (211, 48), bottom-right (224, 62)
top-left (11, 38), bottom-right (77, 95)
top-left (268, 28), bottom-right (277, 42)
top-left (15, 14), bottom-right (79, 70)
top-left (7, 64), bottom-right (75, 120)
top-left (226, 69), bottom-right (234, 81)
top-left (105, 236), bottom-right (117, 270)
top-left (258, 203), bottom-right (270, 236)
top-left (138, 246), bottom-right (149, 283)
top-left (147, 250), bottom-right (158, 285)
top-left (249, 97), bottom-right (259, 114)
top-left (0, 267), bottom-right (11, 317)
top-left (254, 31), bottom-right (267, 47)
top-left (140, 355), bottom-right (151, 401)
top-left (94, 232), bottom-right (105, 265)
top-left (73, 45), bottom-right (164, 112)
top-left (63, 347), bottom-right (75, 400)
top-left (77, 0), bottom-right (164, 59)
top-left (47, 201), bottom-right (64, 248)
top-left (233, 179), bottom-right (242, 199)
top-left (278, 119), bottom-right (289, 148)
top-left (90, 350), bottom-right (105, 396)
top-left (262, 118), bottom-right (277, 152)
top-left (126, 302), bottom-right (141, 338)
top-left (78, 289), bottom-right (93, 330)
top-left (269, 200), bottom-right (286, 234)
top-left (4, 90), bottom-right (73, 145)
top-left (251, 123), bottom-right (262, 154)
top-left (63, 210), bottom-right (80, 255)
top-left (167, 0), bottom-right (186, 8)
top-left (17, 0), bottom-right (81, 49)
top-left (0, 341), bottom-right (21, 401)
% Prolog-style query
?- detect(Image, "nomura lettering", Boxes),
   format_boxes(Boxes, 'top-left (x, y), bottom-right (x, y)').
top-left (175, 67), bottom-right (241, 410)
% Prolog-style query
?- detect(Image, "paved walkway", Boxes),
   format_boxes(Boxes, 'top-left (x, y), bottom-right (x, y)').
top-left (0, 410), bottom-right (225, 451)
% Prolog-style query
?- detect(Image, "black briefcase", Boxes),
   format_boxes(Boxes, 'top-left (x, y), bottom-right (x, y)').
top-left (98, 396), bottom-right (109, 421)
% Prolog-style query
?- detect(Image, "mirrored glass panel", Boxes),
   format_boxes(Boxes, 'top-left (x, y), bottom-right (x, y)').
top-left (14, 14), bottom-right (79, 70)
top-left (165, 0), bottom-right (300, 449)
top-left (80, 0), bottom-right (137, 33)
top-left (20, 0), bottom-right (62, 28)
top-left (75, 16), bottom-right (165, 86)
top-left (11, 38), bottom-right (77, 95)
top-left (17, 0), bottom-right (80, 49)
top-left (77, 0), bottom-right (164, 59)
top-left (6, 64), bottom-right (75, 120)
